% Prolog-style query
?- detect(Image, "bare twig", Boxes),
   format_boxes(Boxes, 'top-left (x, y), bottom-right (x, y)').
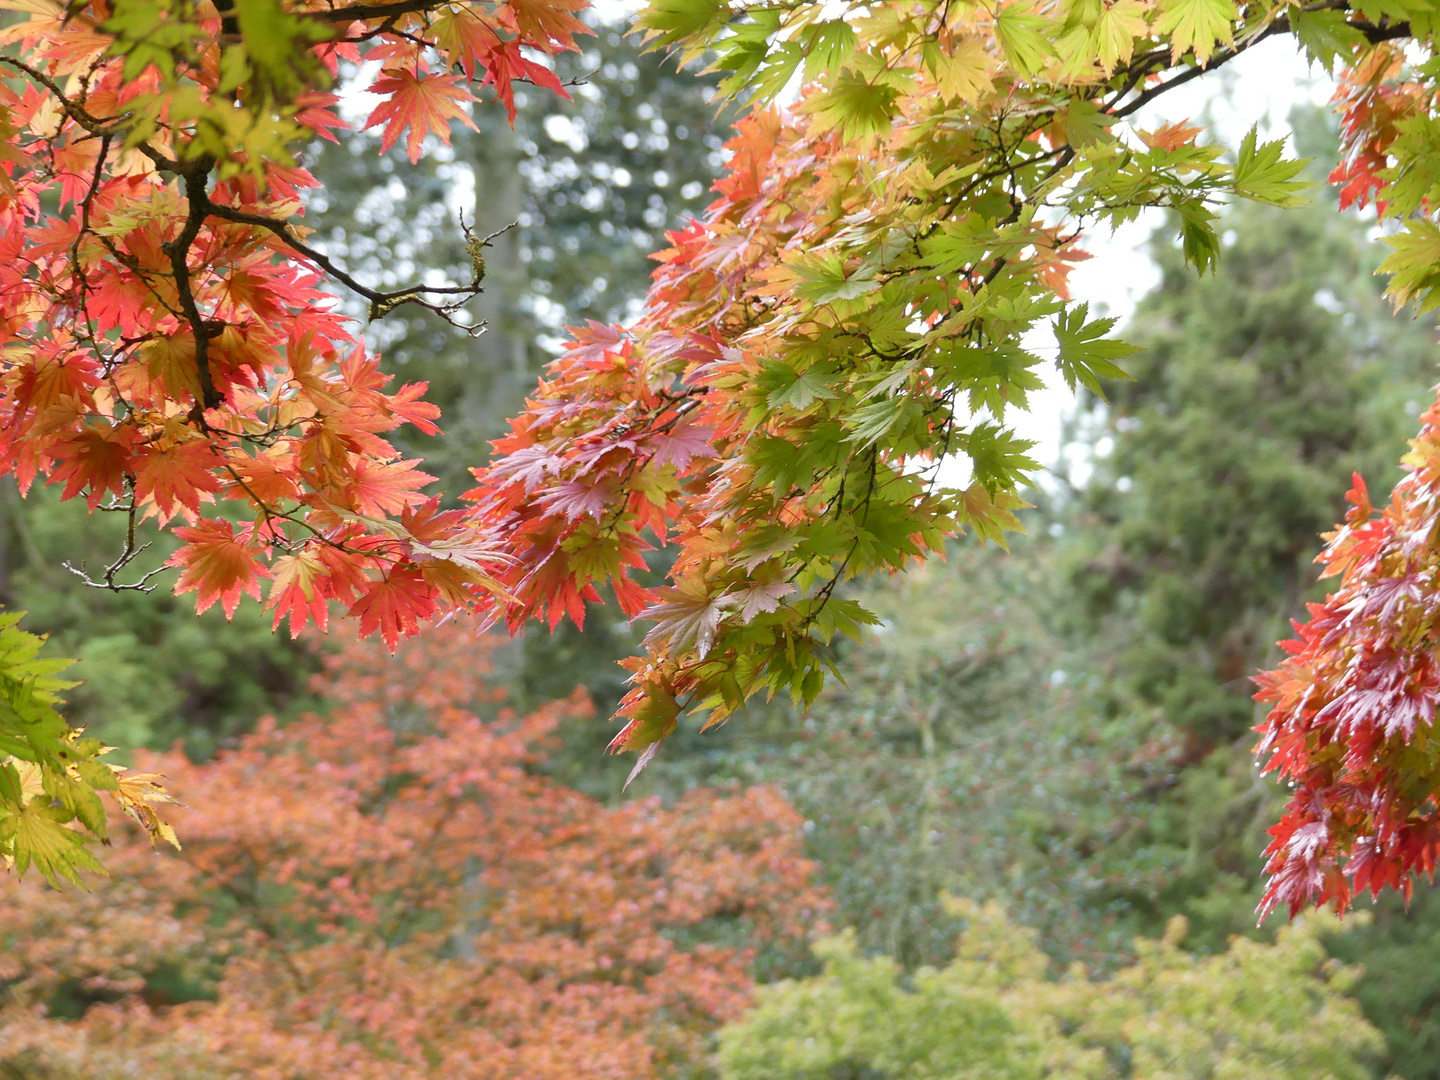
top-left (62, 480), bottom-right (167, 592)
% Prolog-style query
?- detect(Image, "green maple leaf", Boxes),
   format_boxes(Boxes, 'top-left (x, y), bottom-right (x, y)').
top-left (1378, 220), bottom-right (1440, 314)
top-left (803, 21), bottom-right (859, 80)
top-left (1291, 7), bottom-right (1368, 69)
top-left (764, 363), bottom-right (841, 410)
top-left (1232, 129), bottom-right (1310, 207)
top-left (994, 4), bottom-right (1055, 76)
top-left (636, 0), bottom-right (729, 49)
top-left (6, 800), bottom-right (105, 886)
top-left (1052, 303), bottom-right (1139, 396)
top-left (226, 0), bottom-right (332, 105)
top-left (802, 63), bottom-right (907, 141)
top-left (1154, 0), bottom-right (1236, 63)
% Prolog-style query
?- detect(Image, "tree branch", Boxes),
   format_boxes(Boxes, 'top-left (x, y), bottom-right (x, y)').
top-left (163, 162), bottom-right (223, 415)
top-left (205, 202), bottom-right (489, 325)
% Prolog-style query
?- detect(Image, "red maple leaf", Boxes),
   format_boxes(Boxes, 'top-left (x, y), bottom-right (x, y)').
top-left (363, 68), bottom-right (478, 164)
top-left (480, 39), bottom-right (569, 124)
top-left (348, 564), bottom-right (438, 649)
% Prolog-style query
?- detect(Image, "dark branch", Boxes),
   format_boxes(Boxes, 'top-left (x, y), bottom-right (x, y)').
top-left (163, 161), bottom-right (224, 415)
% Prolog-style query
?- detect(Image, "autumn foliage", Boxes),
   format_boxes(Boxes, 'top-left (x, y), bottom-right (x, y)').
top-left (1250, 39), bottom-right (1440, 917)
top-left (0, 0), bottom-right (580, 646)
top-left (4, 0), bottom-right (1440, 916)
top-left (0, 625), bottom-right (826, 1078)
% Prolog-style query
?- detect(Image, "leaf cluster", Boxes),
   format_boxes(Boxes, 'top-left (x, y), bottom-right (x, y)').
top-left (0, 610), bottom-right (176, 886)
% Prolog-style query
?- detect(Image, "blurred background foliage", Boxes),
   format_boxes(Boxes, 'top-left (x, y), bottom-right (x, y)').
top-left (8, 51), bottom-right (1440, 1077)
top-left (718, 901), bottom-right (1385, 1080)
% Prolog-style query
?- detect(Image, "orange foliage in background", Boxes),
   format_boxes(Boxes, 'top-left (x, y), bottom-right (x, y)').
top-left (0, 625), bottom-right (827, 1079)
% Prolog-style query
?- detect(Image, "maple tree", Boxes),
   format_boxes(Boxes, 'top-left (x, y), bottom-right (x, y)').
top-left (3, 0), bottom-right (1440, 912)
top-left (0, 623), bottom-right (826, 1078)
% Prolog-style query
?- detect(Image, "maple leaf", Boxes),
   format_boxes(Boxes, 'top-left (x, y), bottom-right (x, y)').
top-left (1092, 0), bottom-right (1149, 72)
top-left (8, 798), bottom-right (104, 886)
top-left (345, 457), bottom-right (436, 517)
top-left (348, 565), bottom-right (438, 649)
top-left (294, 91), bottom-right (347, 142)
top-left (132, 439), bottom-right (224, 519)
top-left (641, 581), bottom-right (731, 660)
top-left (267, 550), bottom-right (332, 637)
top-left (501, 0), bottom-right (590, 52)
top-left (111, 769), bottom-right (180, 850)
top-left (730, 575), bottom-right (794, 623)
top-left (169, 519), bottom-right (269, 619)
top-left (480, 39), bottom-right (569, 124)
top-left (609, 677), bottom-right (681, 787)
top-left (1141, 119), bottom-right (1205, 153)
top-left (538, 477), bottom-right (613, 521)
top-left (647, 421), bottom-right (715, 470)
top-left (432, 5), bottom-right (502, 79)
top-left (363, 68), bottom-right (479, 164)
top-left (1154, 0), bottom-right (1236, 63)
top-left (47, 428), bottom-right (133, 509)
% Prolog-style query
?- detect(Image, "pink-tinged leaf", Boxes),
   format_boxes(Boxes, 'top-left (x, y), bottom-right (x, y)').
top-left (641, 584), bottom-right (728, 659)
top-left (731, 576), bottom-right (794, 623)
top-left (363, 68), bottom-right (479, 163)
top-left (537, 478), bottom-right (612, 521)
top-left (646, 421), bottom-right (714, 471)
top-left (559, 320), bottom-right (628, 367)
top-left (488, 444), bottom-right (559, 490)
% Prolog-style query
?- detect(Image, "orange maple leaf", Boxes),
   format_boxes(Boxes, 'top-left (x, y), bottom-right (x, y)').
top-left (169, 519), bottom-right (269, 618)
top-left (267, 550), bottom-right (331, 637)
top-left (47, 427), bottom-right (132, 508)
top-left (133, 440), bottom-right (224, 520)
top-left (363, 68), bottom-right (478, 164)
top-left (347, 565), bottom-right (438, 649)
top-left (345, 457), bottom-right (435, 517)
top-left (1141, 119), bottom-right (1204, 153)
top-left (500, 0), bottom-right (591, 52)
